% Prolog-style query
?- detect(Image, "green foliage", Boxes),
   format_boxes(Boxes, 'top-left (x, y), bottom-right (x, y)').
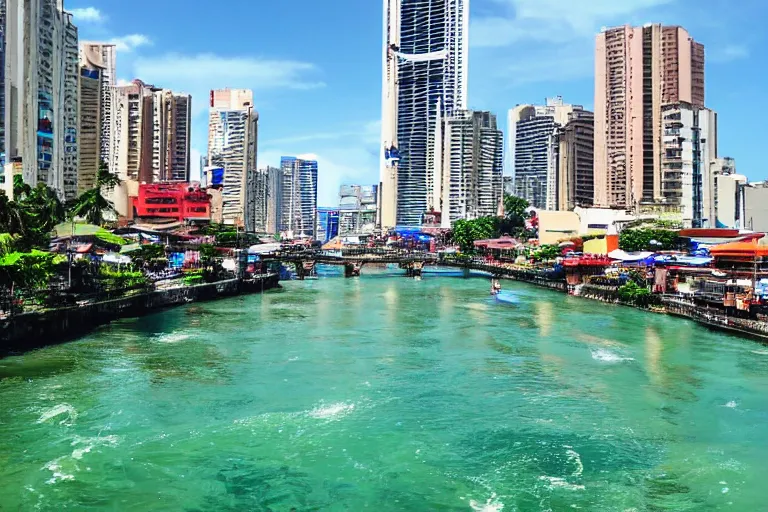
top-left (183, 270), bottom-right (205, 286)
top-left (0, 181), bottom-right (66, 250)
top-left (0, 250), bottom-right (59, 289)
top-left (619, 228), bottom-right (680, 252)
top-left (503, 194), bottom-right (529, 219)
top-left (617, 280), bottom-right (657, 307)
top-left (530, 244), bottom-right (561, 262)
top-left (452, 217), bottom-right (500, 253)
top-left (67, 165), bottom-right (121, 226)
top-left (94, 230), bottom-right (127, 246)
top-left (198, 243), bottom-right (217, 263)
top-left (98, 265), bottom-right (148, 291)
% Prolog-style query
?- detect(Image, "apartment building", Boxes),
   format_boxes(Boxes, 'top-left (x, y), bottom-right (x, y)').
top-left (380, 0), bottom-right (469, 228)
top-left (594, 24), bottom-right (705, 209)
top-left (78, 44), bottom-right (105, 193)
top-left (555, 110), bottom-right (595, 211)
top-left (509, 98), bottom-right (584, 210)
top-left (79, 43), bottom-right (116, 165)
top-left (431, 110), bottom-right (503, 226)
top-left (207, 89), bottom-right (258, 227)
top-left (739, 181), bottom-right (768, 232)
top-left (660, 102), bottom-right (717, 227)
top-left (279, 157), bottom-right (318, 238)
top-left (110, 80), bottom-right (191, 184)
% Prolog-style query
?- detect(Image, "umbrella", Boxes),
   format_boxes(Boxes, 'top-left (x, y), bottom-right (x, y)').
top-left (559, 241), bottom-right (576, 247)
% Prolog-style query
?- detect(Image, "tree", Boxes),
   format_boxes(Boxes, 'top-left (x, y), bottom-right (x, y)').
top-left (504, 194), bottom-right (529, 219)
top-left (68, 161), bottom-right (121, 226)
top-left (452, 217), bottom-right (499, 253)
top-left (619, 228), bottom-right (680, 252)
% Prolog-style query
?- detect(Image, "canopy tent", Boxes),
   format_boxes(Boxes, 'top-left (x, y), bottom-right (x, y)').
top-left (709, 240), bottom-right (768, 258)
top-left (608, 249), bottom-right (655, 263)
top-left (248, 243), bottom-right (281, 255)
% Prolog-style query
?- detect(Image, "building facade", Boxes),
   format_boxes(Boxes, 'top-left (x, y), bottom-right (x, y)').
top-left (594, 24), bottom-right (705, 209)
top-left (207, 89), bottom-right (258, 228)
top-left (740, 182), bottom-right (768, 232)
top-left (660, 102), bottom-right (717, 228)
top-left (555, 110), bottom-right (594, 211)
top-left (19, 0), bottom-right (80, 200)
top-left (432, 110), bottom-right (502, 226)
top-left (78, 44), bottom-right (104, 193)
top-left (79, 43), bottom-right (116, 165)
top-left (279, 157), bottom-right (318, 238)
top-left (339, 184), bottom-right (378, 234)
top-left (380, 0), bottom-right (468, 228)
top-left (712, 169), bottom-right (746, 229)
top-left (510, 98), bottom-right (584, 210)
top-left (317, 207), bottom-right (340, 242)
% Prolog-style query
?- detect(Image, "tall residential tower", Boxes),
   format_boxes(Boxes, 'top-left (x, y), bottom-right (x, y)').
top-left (594, 24), bottom-right (705, 210)
top-left (380, 0), bottom-right (468, 228)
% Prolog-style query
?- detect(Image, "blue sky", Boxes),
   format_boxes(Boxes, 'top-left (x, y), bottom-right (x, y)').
top-left (71, 0), bottom-right (767, 206)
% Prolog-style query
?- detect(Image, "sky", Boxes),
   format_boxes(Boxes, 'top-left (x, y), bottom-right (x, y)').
top-left (71, 0), bottom-right (768, 206)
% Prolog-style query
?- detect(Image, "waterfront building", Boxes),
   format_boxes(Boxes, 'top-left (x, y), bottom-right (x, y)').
top-left (78, 44), bottom-right (105, 194)
top-left (79, 42), bottom-right (116, 167)
top-left (594, 24), bottom-right (705, 209)
top-left (264, 166), bottom-right (282, 234)
top-left (380, 0), bottom-right (468, 228)
top-left (509, 98), bottom-right (585, 210)
top-left (207, 89), bottom-right (258, 227)
top-left (555, 110), bottom-right (594, 211)
top-left (279, 156), bottom-right (318, 238)
top-left (131, 182), bottom-right (211, 223)
top-left (431, 110), bottom-right (503, 226)
top-left (739, 181), bottom-right (768, 232)
top-left (339, 185), bottom-right (378, 235)
top-left (317, 208), bottom-right (340, 243)
top-left (660, 102), bottom-right (717, 228)
top-left (712, 169), bottom-right (746, 229)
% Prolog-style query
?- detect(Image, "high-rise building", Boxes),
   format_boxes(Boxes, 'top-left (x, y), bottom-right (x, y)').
top-left (207, 88), bottom-right (258, 228)
top-left (265, 166), bottom-right (282, 234)
top-left (316, 207), bottom-right (340, 242)
top-left (79, 43), bottom-right (116, 165)
top-left (1, 0), bottom-right (23, 170)
top-left (555, 110), bottom-right (594, 211)
top-left (339, 185), bottom-right (378, 234)
top-left (594, 24), bottom-right (705, 209)
top-left (110, 80), bottom-right (191, 184)
top-left (380, 0), bottom-right (468, 228)
top-left (78, 43), bottom-right (105, 194)
top-left (509, 98), bottom-right (584, 210)
top-left (660, 102), bottom-right (717, 228)
top-left (19, 0), bottom-right (80, 200)
top-left (279, 157), bottom-right (318, 238)
top-left (431, 110), bottom-right (503, 226)
top-left (739, 181), bottom-right (768, 232)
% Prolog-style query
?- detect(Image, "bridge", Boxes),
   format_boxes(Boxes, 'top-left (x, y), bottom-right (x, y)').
top-left (260, 248), bottom-right (566, 289)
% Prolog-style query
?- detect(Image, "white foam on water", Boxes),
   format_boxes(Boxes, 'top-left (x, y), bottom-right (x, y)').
top-left (591, 348), bottom-right (634, 363)
top-left (724, 401), bottom-right (738, 409)
top-left (469, 493), bottom-right (504, 511)
top-left (70, 435), bottom-right (120, 460)
top-left (750, 349), bottom-right (768, 355)
top-left (565, 447), bottom-right (584, 477)
top-left (288, 356), bottom-right (300, 362)
top-left (36, 404), bottom-right (77, 426)
top-left (154, 332), bottom-right (191, 344)
top-left (43, 457), bottom-right (75, 485)
top-left (539, 476), bottom-right (585, 491)
top-left (308, 402), bottom-right (355, 420)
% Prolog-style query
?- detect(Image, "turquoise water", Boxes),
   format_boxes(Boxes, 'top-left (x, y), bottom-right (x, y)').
top-left (2, 269), bottom-right (768, 511)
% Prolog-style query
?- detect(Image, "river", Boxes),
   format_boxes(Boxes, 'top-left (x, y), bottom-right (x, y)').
top-left (1, 268), bottom-right (767, 511)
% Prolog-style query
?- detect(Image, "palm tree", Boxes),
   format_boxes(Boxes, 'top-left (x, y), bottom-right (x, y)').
top-left (25, 184), bottom-right (66, 233)
top-left (68, 160), bottom-right (121, 226)
top-left (0, 192), bottom-right (25, 235)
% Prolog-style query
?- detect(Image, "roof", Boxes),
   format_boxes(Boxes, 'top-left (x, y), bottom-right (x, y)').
top-left (709, 240), bottom-right (768, 258)
top-left (474, 236), bottom-right (520, 250)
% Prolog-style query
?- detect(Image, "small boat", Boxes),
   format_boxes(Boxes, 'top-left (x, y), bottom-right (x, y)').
top-left (495, 291), bottom-right (517, 305)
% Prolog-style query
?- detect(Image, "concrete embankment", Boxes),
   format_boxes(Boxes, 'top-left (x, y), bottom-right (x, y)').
top-left (0, 274), bottom-right (280, 356)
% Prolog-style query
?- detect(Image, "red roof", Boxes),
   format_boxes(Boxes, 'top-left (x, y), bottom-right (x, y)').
top-left (474, 236), bottom-right (520, 250)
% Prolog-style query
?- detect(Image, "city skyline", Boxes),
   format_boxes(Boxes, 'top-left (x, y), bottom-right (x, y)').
top-left (71, 0), bottom-right (768, 207)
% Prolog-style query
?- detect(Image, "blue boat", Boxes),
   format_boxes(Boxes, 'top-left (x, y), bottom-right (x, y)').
top-left (495, 291), bottom-right (517, 305)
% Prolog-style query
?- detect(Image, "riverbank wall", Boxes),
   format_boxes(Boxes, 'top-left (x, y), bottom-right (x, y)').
top-left (0, 274), bottom-right (280, 356)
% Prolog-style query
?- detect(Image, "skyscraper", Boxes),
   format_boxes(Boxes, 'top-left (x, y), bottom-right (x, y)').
top-left (432, 110), bottom-right (503, 226)
top-left (20, 0), bottom-right (80, 200)
top-left (380, 0), bottom-right (468, 228)
top-left (555, 110), bottom-right (595, 211)
top-left (594, 24), bottom-right (705, 209)
top-left (78, 43), bottom-right (105, 193)
top-left (79, 43), bottom-right (116, 165)
top-left (279, 157), bottom-right (318, 238)
top-left (509, 98), bottom-right (585, 210)
top-left (207, 89), bottom-right (258, 227)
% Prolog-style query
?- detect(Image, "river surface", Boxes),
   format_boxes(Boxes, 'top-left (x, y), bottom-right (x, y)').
top-left (2, 268), bottom-right (768, 511)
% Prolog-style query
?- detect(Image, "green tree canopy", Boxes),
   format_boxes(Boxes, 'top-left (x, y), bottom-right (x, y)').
top-left (619, 228), bottom-right (680, 252)
top-left (452, 217), bottom-right (500, 253)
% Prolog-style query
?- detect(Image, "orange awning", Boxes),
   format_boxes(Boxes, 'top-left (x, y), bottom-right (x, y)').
top-left (710, 240), bottom-right (768, 258)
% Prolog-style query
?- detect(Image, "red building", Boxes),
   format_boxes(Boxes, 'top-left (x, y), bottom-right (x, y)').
top-left (132, 183), bottom-right (211, 223)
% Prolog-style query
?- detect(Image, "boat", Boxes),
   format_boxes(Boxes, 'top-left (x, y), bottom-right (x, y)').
top-left (495, 291), bottom-right (517, 305)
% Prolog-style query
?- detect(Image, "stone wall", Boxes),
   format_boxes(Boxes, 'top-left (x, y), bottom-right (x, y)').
top-left (0, 275), bottom-right (279, 355)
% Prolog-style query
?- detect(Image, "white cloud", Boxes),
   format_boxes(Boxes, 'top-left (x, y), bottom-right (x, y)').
top-left (69, 7), bottom-right (104, 23)
top-left (710, 44), bottom-right (749, 63)
top-left (472, 0), bottom-right (675, 47)
top-left (109, 34), bottom-right (152, 53)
